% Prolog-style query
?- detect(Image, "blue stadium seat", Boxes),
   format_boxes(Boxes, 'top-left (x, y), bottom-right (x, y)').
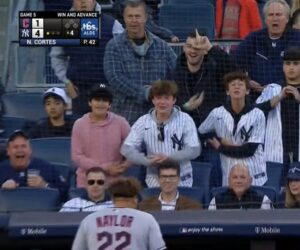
top-left (265, 161), bottom-right (283, 192)
top-left (139, 186), bottom-right (206, 206)
top-left (0, 188), bottom-right (60, 212)
top-left (51, 162), bottom-right (75, 188)
top-left (123, 165), bottom-right (147, 187)
top-left (191, 161), bottom-right (212, 205)
top-left (2, 92), bottom-right (46, 121)
top-left (0, 116), bottom-right (30, 139)
top-left (30, 137), bottom-right (72, 167)
top-left (191, 161), bottom-right (212, 188)
top-left (210, 185), bottom-right (277, 204)
top-left (68, 187), bottom-right (87, 200)
top-left (158, 3), bottom-right (215, 41)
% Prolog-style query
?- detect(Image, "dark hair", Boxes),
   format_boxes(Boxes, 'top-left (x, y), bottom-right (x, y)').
top-left (85, 167), bottom-right (106, 177)
top-left (123, 0), bottom-right (147, 13)
top-left (223, 71), bottom-right (250, 91)
top-left (187, 30), bottom-right (206, 38)
top-left (291, 9), bottom-right (300, 26)
top-left (108, 178), bottom-right (141, 198)
top-left (149, 80), bottom-right (178, 100)
top-left (283, 47), bottom-right (300, 61)
top-left (157, 159), bottom-right (180, 176)
top-left (88, 85), bottom-right (113, 103)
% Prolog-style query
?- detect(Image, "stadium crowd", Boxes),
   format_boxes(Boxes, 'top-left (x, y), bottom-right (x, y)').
top-left (1, 0), bottom-right (300, 248)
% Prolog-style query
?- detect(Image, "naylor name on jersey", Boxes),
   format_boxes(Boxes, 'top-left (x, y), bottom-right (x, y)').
top-left (96, 215), bottom-right (134, 228)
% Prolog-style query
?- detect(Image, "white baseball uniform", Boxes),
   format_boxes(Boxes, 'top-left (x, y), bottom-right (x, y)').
top-left (72, 207), bottom-right (166, 250)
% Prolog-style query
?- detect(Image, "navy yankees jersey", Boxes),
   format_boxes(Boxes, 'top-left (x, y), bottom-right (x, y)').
top-left (72, 207), bottom-right (166, 250)
top-left (199, 106), bottom-right (267, 186)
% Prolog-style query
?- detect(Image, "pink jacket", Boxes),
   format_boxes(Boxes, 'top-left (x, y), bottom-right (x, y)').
top-left (71, 112), bottom-right (130, 187)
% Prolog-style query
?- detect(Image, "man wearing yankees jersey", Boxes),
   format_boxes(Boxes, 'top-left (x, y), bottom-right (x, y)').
top-left (72, 178), bottom-right (166, 250)
top-left (199, 71), bottom-right (267, 186)
top-left (121, 80), bottom-right (201, 187)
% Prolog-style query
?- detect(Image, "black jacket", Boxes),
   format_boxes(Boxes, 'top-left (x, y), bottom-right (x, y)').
top-left (169, 46), bottom-right (236, 126)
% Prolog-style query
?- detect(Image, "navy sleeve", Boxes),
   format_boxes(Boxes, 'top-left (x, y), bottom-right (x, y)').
top-left (218, 143), bottom-right (259, 158)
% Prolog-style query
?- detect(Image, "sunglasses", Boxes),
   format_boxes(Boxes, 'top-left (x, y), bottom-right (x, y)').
top-left (157, 123), bottom-right (165, 142)
top-left (87, 179), bottom-right (105, 186)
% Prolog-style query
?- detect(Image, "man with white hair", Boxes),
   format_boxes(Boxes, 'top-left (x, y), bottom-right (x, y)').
top-left (233, 0), bottom-right (300, 91)
top-left (208, 164), bottom-right (272, 209)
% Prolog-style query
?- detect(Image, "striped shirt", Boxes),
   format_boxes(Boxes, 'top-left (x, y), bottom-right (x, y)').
top-left (122, 107), bottom-right (201, 187)
top-left (199, 105), bottom-right (267, 186)
top-left (60, 197), bottom-right (114, 212)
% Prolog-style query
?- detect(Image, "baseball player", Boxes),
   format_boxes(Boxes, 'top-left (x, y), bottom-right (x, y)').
top-left (121, 80), bottom-right (201, 187)
top-left (198, 71), bottom-right (267, 186)
top-left (72, 178), bottom-right (166, 250)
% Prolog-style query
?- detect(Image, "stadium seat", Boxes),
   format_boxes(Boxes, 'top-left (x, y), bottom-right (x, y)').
top-left (52, 162), bottom-right (75, 187)
top-left (30, 137), bottom-right (72, 166)
top-left (0, 187), bottom-right (60, 212)
top-left (2, 92), bottom-right (46, 121)
top-left (68, 187), bottom-right (87, 200)
top-left (0, 116), bottom-right (30, 139)
top-left (210, 185), bottom-right (277, 204)
top-left (158, 3), bottom-right (215, 41)
top-left (191, 161), bottom-right (212, 188)
top-left (123, 165), bottom-right (147, 187)
top-left (277, 187), bottom-right (286, 208)
top-left (265, 161), bottom-right (283, 192)
top-left (139, 186), bottom-right (206, 206)
top-left (191, 161), bottom-right (212, 205)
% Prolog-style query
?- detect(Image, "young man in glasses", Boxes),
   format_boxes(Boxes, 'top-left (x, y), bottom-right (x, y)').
top-left (60, 167), bottom-right (113, 212)
top-left (139, 160), bottom-right (202, 211)
top-left (72, 178), bottom-right (166, 250)
top-left (121, 80), bottom-right (201, 187)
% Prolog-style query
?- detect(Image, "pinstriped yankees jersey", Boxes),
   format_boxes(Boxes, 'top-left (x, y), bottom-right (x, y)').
top-left (199, 106), bottom-right (267, 186)
top-left (123, 108), bottom-right (200, 187)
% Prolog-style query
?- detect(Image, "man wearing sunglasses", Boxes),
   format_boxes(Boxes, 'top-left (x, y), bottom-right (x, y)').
top-left (72, 178), bottom-right (166, 250)
top-left (60, 167), bottom-right (113, 212)
top-left (121, 80), bottom-right (201, 187)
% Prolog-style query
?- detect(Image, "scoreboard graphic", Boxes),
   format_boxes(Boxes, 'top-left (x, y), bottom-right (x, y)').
top-left (19, 11), bottom-right (100, 46)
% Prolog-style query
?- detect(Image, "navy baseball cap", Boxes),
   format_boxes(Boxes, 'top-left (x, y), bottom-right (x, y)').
top-left (7, 130), bottom-right (29, 143)
top-left (89, 84), bottom-right (113, 103)
top-left (287, 166), bottom-right (300, 181)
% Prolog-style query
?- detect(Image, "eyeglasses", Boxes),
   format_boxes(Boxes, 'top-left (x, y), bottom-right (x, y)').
top-left (87, 179), bottom-right (105, 186)
top-left (159, 175), bottom-right (178, 182)
top-left (157, 123), bottom-right (165, 142)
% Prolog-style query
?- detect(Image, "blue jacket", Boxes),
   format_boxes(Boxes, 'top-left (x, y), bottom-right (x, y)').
top-left (233, 28), bottom-right (300, 86)
top-left (0, 158), bottom-right (68, 200)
